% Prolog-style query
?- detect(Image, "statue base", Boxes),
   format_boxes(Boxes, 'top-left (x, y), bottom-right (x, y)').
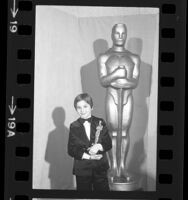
top-left (109, 174), bottom-right (139, 191)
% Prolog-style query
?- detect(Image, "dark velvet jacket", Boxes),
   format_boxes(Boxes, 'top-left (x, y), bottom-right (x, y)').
top-left (67, 116), bottom-right (112, 176)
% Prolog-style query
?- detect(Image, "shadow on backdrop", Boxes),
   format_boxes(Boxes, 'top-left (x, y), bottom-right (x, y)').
top-left (45, 107), bottom-right (74, 189)
top-left (80, 39), bottom-right (109, 119)
top-left (127, 37), bottom-right (154, 190)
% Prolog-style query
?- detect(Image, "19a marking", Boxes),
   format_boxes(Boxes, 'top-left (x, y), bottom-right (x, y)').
top-left (7, 96), bottom-right (16, 137)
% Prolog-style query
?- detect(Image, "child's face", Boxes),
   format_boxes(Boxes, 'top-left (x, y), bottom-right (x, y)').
top-left (76, 100), bottom-right (93, 119)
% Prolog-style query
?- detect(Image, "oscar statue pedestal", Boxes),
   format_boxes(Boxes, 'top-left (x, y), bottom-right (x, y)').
top-left (109, 174), bottom-right (139, 191)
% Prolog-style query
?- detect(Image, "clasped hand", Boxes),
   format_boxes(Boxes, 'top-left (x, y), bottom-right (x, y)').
top-left (88, 143), bottom-right (103, 160)
top-left (115, 65), bottom-right (127, 78)
top-left (90, 154), bottom-right (103, 160)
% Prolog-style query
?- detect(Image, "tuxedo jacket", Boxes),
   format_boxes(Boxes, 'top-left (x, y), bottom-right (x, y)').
top-left (67, 116), bottom-right (112, 176)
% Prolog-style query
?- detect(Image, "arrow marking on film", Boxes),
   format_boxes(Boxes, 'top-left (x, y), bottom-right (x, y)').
top-left (8, 96), bottom-right (16, 115)
top-left (10, 0), bottom-right (18, 18)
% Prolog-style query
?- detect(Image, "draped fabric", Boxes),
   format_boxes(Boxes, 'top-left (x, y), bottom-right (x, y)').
top-left (33, 6), bottom-right (159, 190)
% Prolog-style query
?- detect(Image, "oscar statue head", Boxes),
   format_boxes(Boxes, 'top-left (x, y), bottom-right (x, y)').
top-left (111, 23), bottom-right (127, 46)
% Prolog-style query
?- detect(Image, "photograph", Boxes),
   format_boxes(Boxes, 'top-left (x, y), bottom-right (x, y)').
top-left (33, 5), bottom-right (159, 191)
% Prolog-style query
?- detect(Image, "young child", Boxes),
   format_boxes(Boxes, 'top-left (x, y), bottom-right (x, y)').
top-left (67, 93), bottom-right (112, 191)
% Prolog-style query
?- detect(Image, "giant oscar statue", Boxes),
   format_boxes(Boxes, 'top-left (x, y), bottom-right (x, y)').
top-left (97, 23), bottom-right (141, 191)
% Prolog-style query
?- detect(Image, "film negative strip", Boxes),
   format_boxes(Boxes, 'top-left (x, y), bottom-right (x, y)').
top-left (4, 0), bottom-right (186, 200)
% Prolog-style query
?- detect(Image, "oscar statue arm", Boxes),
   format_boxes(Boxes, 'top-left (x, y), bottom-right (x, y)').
top-left (97, 54), bottom-right (125, 88)
top-left (129, 54), bottom-right (141, 87)
top-left (111, 79), bottom-right (137, 89)
top-left (110, 55), bottom-right (141, 89)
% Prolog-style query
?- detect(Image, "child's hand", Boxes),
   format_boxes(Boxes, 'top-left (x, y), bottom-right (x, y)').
top-left (90, 154), bottom-right (103, 160)
top-left (88, 143), bottom-right (103, 155)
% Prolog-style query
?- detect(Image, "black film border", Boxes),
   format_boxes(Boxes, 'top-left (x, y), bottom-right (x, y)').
top-left (4, 0), bottom-right (186, 200)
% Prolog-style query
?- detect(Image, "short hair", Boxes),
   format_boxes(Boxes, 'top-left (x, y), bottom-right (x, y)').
top-left (74, 93), bottom-right (93, 109)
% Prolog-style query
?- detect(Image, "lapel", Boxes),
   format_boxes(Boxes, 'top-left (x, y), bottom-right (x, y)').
top-left (77, 118), bottom-right (91, 145)
top-left (90, 116), bottom-right (98, 144)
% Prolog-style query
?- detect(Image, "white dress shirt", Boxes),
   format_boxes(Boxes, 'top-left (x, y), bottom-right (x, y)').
top-left (83, 121), bottom-right (91, 140)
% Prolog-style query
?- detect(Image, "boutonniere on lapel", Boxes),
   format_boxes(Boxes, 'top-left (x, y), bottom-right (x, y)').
top-left (94, 120), bottom-right (103, 144)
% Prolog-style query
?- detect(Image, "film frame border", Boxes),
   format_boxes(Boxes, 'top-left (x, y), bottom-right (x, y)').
top-left (4, 0), bottom-right (186, 200)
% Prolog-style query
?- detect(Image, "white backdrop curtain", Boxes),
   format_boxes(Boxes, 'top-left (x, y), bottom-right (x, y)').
top-left (33, 6), bottom-right (159, 191)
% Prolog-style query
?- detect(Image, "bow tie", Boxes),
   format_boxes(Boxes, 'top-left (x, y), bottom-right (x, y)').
top-left (80, 117), bottom-right (92, 124)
